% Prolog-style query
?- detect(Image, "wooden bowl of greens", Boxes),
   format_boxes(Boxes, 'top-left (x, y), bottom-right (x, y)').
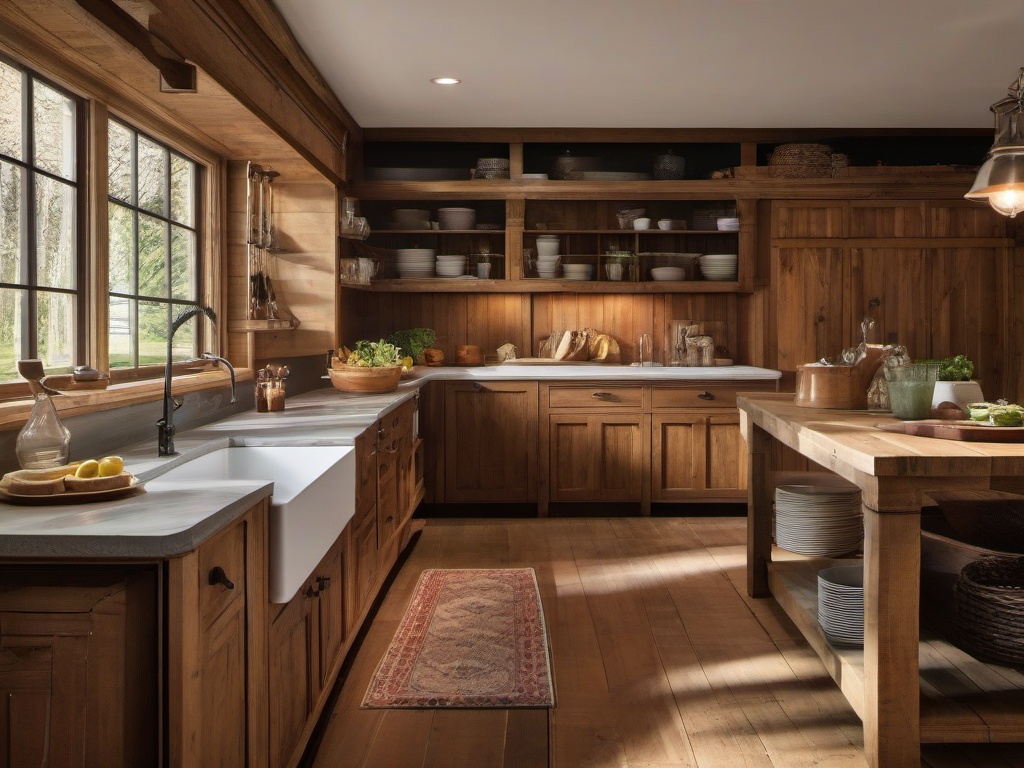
top-left (329, 340), bottom-right (404, 394)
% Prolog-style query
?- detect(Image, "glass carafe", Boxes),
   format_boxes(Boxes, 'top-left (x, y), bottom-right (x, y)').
top-left (16, 391), bottom-right (71, 469)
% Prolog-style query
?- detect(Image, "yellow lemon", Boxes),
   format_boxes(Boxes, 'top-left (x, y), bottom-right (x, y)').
top-left (401, 356), bottom-right (413, 370)
top-left (98, 456), bottom-right (124, 477)
top-left (75, 459), bottom-right (100, 478)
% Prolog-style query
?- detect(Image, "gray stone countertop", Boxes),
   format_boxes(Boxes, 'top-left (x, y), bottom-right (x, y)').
top-left (0, 364), bottom-right (779, 560)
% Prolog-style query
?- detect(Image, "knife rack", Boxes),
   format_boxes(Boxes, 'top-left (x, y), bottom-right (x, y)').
top-left (242, 162), bottom-right (299, 331)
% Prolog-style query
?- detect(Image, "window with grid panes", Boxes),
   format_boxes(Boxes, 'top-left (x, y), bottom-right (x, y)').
top-left (107, 119), bottom-right (201, 370)
top-left (0, 57), bottom-right (82, 383)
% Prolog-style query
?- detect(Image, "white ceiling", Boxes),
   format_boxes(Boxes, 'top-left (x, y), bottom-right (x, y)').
top-left (273, 0), bottom-right (1023, 129)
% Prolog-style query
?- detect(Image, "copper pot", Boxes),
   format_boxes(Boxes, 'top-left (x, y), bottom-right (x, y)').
top-left (456, 345), bottom-right (484, 366)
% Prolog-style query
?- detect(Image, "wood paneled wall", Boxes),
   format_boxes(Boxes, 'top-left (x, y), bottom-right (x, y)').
top-left (227, 161), bottom-right (338, 368)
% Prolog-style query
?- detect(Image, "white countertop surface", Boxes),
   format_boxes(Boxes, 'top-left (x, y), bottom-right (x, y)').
top-left (0, 364), bottom-right (780, 559)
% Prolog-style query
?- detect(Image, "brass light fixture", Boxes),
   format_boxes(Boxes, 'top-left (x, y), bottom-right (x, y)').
top-left (966, 67), bottom-right (1024, 217)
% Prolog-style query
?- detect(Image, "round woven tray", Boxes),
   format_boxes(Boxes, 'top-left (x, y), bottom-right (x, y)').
top-left (955, 557), bottom-right (1024, 666)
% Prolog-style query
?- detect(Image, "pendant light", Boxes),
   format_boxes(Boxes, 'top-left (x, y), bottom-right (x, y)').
top-left (966, 67), bottom-right (1024, 217)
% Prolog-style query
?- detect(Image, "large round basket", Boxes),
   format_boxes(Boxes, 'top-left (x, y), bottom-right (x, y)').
top-left (328, 365), bottom-right (403, 394)
top-left (955, 556), bottom-right (1024, 666)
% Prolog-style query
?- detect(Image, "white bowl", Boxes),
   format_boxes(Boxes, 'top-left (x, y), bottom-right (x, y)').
top-left (536, 240), bottom-right (560, 257)
top-left (657, 219), bottom-right (673, 230)
top-left (717, 217), bottom-right (740, 231)
top-left (633, 217), bottom-right (652, 230)
top-left (650, 267), bottom-right (686, 281)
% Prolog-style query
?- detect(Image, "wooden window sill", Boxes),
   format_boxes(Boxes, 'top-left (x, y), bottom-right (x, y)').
top-left (0, 369), bottom-right (252, 433)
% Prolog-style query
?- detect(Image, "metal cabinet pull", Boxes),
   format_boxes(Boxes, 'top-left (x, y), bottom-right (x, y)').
top-left (697, 391), bottom-right (715, 400)
top-left (305, 585), bottom-right (320, 599)
top-left (377, 427), bottom-right (386, 440)
top-left (316, 576), bottom-right (331, 591)
top-left (473, 382), bottom-right (482, 391)
top-left (592, 391), bottom-right (611, 399)
top-left (208, 566), bottom-right (235, 590)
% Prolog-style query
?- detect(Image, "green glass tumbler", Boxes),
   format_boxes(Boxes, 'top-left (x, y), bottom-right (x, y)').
top-left (884, 363), bottom-right (940, 420)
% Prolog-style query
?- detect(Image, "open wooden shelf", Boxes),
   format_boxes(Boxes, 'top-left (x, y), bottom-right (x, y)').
top-left (768, 556), bottom-right (1024, 743)
top-left (372, 229), bottom-right (505, 235)
top-left (339, 278), bottom-right (747, 294)
top-left (523, 229), bottom-right (737, 235)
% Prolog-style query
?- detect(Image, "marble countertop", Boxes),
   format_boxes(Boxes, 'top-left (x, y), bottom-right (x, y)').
top-left (0, 364), bottom-right (779, 559)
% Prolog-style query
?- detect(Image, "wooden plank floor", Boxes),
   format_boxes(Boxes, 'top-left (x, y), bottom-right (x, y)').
top-left (309, 517), bottom-right (1024, 768)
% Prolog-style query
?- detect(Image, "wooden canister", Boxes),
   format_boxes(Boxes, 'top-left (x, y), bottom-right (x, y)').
top-left (794, 365), bottom-right (862, 409)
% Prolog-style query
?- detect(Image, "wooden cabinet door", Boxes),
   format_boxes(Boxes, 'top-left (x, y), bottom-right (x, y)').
top-left (654, 413), bottom-right (748, 501)
top-left (376, 442), bottom-right (400, 549)
top-left (771, 200), bottom-right (846, 238)
top-left (269, 585), bottom-right (317, 768)
top-left (315, 543), bottom-right (346, 690)
top-left (652, 414), bottom-right (703, 500)
top-left (355, 427), bottom-right (378, 518)
top-left (444, 381), bottom-right (539, 502)
top-left (771, 246), bottom-right (848, 370)
top-left (200, 603), bottom-right (248, 768)
top-left (548, 415), bottom-right (646, 501)
top-left (347, 507), bottom-right (379, 631)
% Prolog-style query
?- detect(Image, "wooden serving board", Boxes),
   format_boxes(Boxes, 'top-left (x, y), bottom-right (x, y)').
top-left (501, 358), bottom-right (605, 365)
top-left (877, 419), bottom-right (1024, 443)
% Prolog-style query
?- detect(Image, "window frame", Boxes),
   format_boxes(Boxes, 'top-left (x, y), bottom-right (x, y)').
top-left (0, 53), bottom-right (87, 382)
top-left (106, 117), bottom-right (204, 375)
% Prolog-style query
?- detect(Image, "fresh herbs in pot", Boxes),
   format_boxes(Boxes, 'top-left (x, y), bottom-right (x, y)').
top-left (937, 354), bottom-right (974, 382)
top-left (345, 339), bottom-right (403, 368)
top-left (386, 328), bottom-right (437, 365)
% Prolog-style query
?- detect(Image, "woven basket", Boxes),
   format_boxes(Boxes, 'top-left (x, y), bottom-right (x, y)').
top-left (768, 143), bottom-right (833, 178)
top-left (616, 208), bottom-right (646, 229)
top-left (955, 557), bottom-right (1024, 666)
top-left (928, 490), bottom-right (1024, 554)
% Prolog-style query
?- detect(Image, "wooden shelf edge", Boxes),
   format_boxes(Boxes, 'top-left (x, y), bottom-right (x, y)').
top-left (768, 558), bottom-right (1024, 743)
top-left (232, 319), bottom-right (300, 332)
top-left (339, 279), bottom-right (748, 294)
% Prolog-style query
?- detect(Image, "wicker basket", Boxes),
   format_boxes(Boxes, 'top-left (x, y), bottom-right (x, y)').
top-left (616, 208), bottom-right (646, 230)
top-left (928, 490), bottom-right (1024, 554)
top-left (768, 143), bottom-right (833, 178)
top-left (955, 557), bottom-right (1024, 666)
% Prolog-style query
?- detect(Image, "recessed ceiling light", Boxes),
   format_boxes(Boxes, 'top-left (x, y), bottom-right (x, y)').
top-left (431, 77), bottom-right (461, 85)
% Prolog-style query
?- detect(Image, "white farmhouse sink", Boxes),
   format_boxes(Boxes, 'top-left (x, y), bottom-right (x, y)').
top-left (160, 446), bottom-right (355, 602)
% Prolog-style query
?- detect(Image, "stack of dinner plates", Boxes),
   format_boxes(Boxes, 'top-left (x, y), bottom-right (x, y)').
top-left (817, 565), bottom-right (864, 646)
top-left (438, 207), bottom-right (476, 230)
top-left (774, 483), bottom-right (863, 557)
top-left (435, 254), bottom-right (466, 277)
top-left (699, 254), bottom-right (738, 281)
top-left (396, 248), bottom-right (435, 278)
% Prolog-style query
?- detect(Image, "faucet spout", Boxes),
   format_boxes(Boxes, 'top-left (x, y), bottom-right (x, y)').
top-left (202, 352), bottom-right (237, 404)
top-left (158, 305), bottom-right (217, 456)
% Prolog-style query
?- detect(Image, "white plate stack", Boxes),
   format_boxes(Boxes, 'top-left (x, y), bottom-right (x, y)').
top-left (536, 255), bottom-right (560, 278)
top-left (435, 254), bottom-right (467, 277)
top-left (816, 565), bottom-right (864, 646)
top-left (396, 248), bottom-right (435, 278)
top-left (774, 483), bottom-right (863, 557)
top-left (438, 207), bottom-right (476, 230)
top-left (699, 253), bottom-right (738, 281)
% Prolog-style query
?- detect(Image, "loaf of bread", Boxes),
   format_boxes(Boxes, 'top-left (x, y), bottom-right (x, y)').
top-left (8, 475), bottom-right (67, 495)
top-left (63, 472), bottom-right (133, 493)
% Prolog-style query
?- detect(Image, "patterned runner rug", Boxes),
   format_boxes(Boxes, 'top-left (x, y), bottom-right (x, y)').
top-left (362, 568), bottom-right (555, 708)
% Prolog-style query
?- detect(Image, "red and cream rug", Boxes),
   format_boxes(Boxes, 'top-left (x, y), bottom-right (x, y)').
top-left (362, 568), bottom-right (555, 708)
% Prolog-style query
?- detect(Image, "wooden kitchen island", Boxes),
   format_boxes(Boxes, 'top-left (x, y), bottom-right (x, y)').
top-left (738, 393), bottom-right (1024, 768)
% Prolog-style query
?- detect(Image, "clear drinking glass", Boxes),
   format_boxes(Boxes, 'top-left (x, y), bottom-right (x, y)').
top-left (884, 363), bottom-right (940, 420)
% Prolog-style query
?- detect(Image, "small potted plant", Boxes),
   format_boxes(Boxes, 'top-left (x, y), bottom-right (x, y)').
top-left (328, 339), bottom-right (405, 393)
top-left (930, 354), bottom-right (984, 416)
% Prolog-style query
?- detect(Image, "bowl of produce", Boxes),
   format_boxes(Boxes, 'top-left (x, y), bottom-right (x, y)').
top-left (329, 339), bottom-right (404, 393)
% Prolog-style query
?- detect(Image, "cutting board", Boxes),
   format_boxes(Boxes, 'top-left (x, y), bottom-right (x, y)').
top-left (877, 419), bottom-right (1024, 443)
top-left (501, 358), bottom-right (601, 365)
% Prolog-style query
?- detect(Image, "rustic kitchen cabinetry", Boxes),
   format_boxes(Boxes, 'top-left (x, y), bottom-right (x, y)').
top-left (168, 499), bottom-right (269, 768)
top-left (0, 567), bottom-right (158, 767)
top-left (444, 381), bottom-right (539, 502)
top-left (268, 535), bottom-right (345, 768)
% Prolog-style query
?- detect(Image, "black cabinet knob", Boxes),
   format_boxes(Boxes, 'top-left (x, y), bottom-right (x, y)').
top-left (697, 391), bottom-right (715, 400)
top-left (208, 566), bottom-right (235, 590)
top-left (316, 576), bottom-right (331, 591)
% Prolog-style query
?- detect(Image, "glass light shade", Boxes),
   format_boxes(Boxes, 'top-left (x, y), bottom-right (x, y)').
top-left (965, 148), bottom-right (1024, 218)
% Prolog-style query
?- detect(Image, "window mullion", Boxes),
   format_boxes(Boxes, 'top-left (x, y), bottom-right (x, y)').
top-left (23, 73), bottom-right (37, 360)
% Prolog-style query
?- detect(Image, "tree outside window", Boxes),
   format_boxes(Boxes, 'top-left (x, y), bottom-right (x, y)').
top-left (0, 58), bottom-right (80, 383)
top-left (107, 119), bottom-right (200, 369)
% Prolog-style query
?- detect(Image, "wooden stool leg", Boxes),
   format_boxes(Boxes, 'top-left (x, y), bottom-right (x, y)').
top-left (746, 420), bottom-right (772, 598)
top-left (862, 506), bottom-right (921, 768)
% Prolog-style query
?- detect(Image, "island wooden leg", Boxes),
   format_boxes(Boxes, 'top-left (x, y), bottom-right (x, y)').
top-left (746, 422), bottom-right (773, 598)
top-left (862, 506), bottom-right (921, 768)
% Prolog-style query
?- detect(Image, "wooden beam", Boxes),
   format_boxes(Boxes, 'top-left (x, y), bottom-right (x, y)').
top-left (74, 0), bottom-right (196, 92)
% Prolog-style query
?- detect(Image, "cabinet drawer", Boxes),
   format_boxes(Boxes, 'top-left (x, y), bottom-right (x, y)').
top-left (651, 383), bottom-right (774, 410)
top-left (547, 385), bottom-right (644, 409)
top-left (355, 429), bottom-right (377, 517)
top-left (199, 520), bottom-right (245, 629)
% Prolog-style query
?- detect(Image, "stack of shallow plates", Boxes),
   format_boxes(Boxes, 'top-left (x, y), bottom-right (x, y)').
top-left (391, 209), bottom-right (430, 229)
top-left (438, 207), bottom-right (476, 230)
top-left (775, 483), bottom-right (863, 557)
top-left (817, 565), bottom-right (864, 646)
top-left (562, 263), bottom-right (593, 281)
top-left (717, 217), bottom-right (740, 231)
top-left (435, 254), bottom-right (466, 277)
top-left (536, 255), bottom-right (560, 278)
top-left (699, 254), bottom-right (738, 281)
top-left (396, 248), bottom-right (435, 278)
